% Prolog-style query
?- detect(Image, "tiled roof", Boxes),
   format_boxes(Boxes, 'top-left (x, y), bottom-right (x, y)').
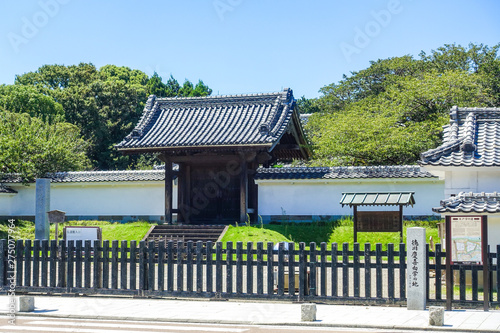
top-left (254, 165), bottom-right (437, 180)
top-left (116, 89), bottom-right (307, 158)
top-left (2, 170), bottom-right (165, 183)
top-left (0, 185), bottom-right (17, 194)
top-left (420, 106), bottom-right (500, 167)
top-left (433, 192), bottom-right (500, 213)
top-left (340, 192), bottom-right (415, 207)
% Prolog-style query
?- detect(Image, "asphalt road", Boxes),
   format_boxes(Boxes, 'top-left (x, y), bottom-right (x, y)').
top-left (1, 316), bottom-right (446, 333)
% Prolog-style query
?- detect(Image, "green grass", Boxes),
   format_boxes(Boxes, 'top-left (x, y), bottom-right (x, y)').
top-left (2, 218), bottom-right (441, 252)
top-left (0, 219), bottom-right (152, 243)
top-left (328, 219), bottom-right (440, 251)
top-left (220, 225), bottom-right (290, 246)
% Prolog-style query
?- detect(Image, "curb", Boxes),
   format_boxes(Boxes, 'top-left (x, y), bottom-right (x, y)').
top-left (6, 312), bottom-right (500, 333)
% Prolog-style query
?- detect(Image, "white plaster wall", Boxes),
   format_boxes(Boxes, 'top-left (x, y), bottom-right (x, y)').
top-left (256, 179), bottom-right (444, 217)
top-left (443, 169), bottom-right (500, 198)
top-left (1, 181), bottom-right (177, 217)
top-left (488, 216), bottom-right (500, 253)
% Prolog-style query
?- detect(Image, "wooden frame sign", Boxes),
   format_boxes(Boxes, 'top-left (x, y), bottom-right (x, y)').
top-left (445, 215), bottom-right (489, 311)
top-left (449, 216), bottom-right (484, 264)
top-left (356, 211), bottom-right (400, 232)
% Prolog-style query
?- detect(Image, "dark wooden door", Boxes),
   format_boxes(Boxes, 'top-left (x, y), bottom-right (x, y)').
top-left (190, 165), bottom-right (240, 224)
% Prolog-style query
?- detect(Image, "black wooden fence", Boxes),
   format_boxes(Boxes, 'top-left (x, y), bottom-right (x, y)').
top-left (1, 240), bottom-right (499, 307)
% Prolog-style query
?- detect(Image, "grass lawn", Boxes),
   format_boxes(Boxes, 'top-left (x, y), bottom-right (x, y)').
top-left (0, 219), bottom-right (152, 243)
top-left (2, 218), bottom-right (441, 252)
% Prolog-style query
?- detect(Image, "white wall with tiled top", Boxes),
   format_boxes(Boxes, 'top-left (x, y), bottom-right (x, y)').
top-left (256, 178), bottom-right (445, 219)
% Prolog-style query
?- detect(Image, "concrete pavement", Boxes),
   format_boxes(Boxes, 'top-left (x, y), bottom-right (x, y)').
top-left (1, 295), bottom-right (499, 332)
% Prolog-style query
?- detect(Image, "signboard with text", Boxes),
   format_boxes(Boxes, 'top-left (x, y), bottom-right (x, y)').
top-left (450, 216), bottom-right (483, 264)
top-left (63, 226), bottom-right (102, 247)
top-left (356, 211), bottom-right (400, 232)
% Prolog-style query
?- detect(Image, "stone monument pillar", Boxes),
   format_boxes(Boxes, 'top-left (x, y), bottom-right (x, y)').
top-left (407, 227), bottom-right (426, 310)
top-left (35, 178), bottom-right (51, 240)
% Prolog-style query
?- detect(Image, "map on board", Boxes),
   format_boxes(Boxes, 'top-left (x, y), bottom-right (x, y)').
top-left (450, 216), bottom-right (482, 264)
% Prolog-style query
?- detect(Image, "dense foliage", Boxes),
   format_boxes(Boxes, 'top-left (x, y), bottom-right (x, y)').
top-left (14, 64), bottom-right (212, 170)
top-left (305, 43), bottom-right (500, 166)
top-left (0, 110), bottom-right (90, 183)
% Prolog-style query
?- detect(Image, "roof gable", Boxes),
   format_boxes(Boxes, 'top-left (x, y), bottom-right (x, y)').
top-left (420, 106), bottom-right (500, 167)
top-left (433, 192), bottom-right (500, 213)
top-left (116, 88), bottom-right (309, 159)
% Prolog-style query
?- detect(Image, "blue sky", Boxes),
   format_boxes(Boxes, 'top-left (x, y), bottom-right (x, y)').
top-left (1, 0), bottom-right (499, 99)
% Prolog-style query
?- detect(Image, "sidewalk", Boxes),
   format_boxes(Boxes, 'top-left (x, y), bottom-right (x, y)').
top-left (1, 295), bottom-right (499, 332)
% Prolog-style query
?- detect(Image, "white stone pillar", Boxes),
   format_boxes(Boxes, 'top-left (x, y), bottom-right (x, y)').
top-left (35, 178), bottom-right (50, 240)
top-left (407, 227), bottom-right (426, 310)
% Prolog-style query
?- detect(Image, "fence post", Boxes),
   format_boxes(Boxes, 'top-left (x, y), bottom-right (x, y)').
top-left (277, 242), bottom-right (285, 296)
top-left (41, 240), bottom-right (49, 287)
top-left (93, 240), bottom-right (102, 290)
top-left (166, 240), bottom-right (173, 292)
top-left (376, 243), bottom-right (382, 299)
top-left (49, 240), bottom-right (57, 288)
top-left (387, 243), bottom-right (394, 299)
top-left (298, 242), bottom-right (306, 299)
top-left (342, 242), bottom-right (349, 297)
top-left (157, 240), bottom-right (165, 292)
top-left (176, 241), bottom-right (183, 292)
top-left (266, 242), bottom-right (273, 296)
top-left (236, 242), bottom-right (243, 295)
top-left (399, 242), bottom-right (406, 300)
top-left (196, 241), bottom-right (203, 293)
top-left (364, 243), bottom-right (371, 298)
top-left (256, 242), bottom-right (263, 295)
top-left (225, 242), bottom-right (232, 294)
top-left (187, 241), bottom-right (194, 293)
top-left (206, 241), bottom-right (213, 294)
top-left (309, 242), bottom-right (317, 297)
top-left (353, 242), bottom-right (360, 298)
top-left (289, 242), bottom-right (296, 297)
top-left (16, 240), bottom-right (24, 287)
top-left (246, 242), bottom-right (253, 295)
top-left (138, 240), bottom-right (147, 294)
top-left (331, 243), bottom-right (338, 297)
top-left (24, 239), bottom-right (32, 287)
top-left (0, 240), bottom-right (6, 287)
top-left (215, 242), bottom-right (222, 295)
top-left (58, 240), bottom-right (66, 288)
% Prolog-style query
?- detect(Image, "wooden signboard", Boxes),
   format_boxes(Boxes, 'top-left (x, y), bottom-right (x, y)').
top-left (450, 216), bottom-right (483, 264)
top-left (356, 211), bottom-right (400, 232)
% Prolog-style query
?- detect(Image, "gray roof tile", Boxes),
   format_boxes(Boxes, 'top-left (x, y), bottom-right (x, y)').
top-left (0, 185), bottom-right (17, 194)
top-left (116, 89), bottom-right (301, 151)
top-left (420, 106), bottom-right (500, 167)
top-left (254, 165), bottom-right (436, 180)
top-left (3, 170), bottom-right (165, 183)
top-left (433, 192), bottom-right (500, 213)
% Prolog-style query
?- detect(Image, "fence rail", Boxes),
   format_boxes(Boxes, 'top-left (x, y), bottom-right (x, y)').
top-left (1, 240), bottom-right (499, 307)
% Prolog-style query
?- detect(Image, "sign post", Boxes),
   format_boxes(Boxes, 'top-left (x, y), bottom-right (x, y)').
top-left (445, 215), bottom-right (488, 311)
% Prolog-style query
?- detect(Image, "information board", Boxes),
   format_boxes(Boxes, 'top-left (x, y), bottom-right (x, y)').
top-left (450, 216), bottom-right (482, 264)
top-left (63, 226), bottom-right (102, 247)
top-left (356, 211), bottom-right (400, 232)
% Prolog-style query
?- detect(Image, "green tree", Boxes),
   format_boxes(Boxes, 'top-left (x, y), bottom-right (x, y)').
top-left (0, 84), bottom-right (64, 122)
top-left (0, 110), bottom-right (90, 183)
top-left (15, 64), bottom-right (213, 170)
top-left (308, 43), bottom-right (499, 166)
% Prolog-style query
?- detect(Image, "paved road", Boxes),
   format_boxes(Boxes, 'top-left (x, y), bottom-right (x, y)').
top-left (1, 317), bottom-right (446, 333)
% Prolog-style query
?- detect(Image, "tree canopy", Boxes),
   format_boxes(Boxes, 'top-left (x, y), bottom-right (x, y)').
top-left (14, 64), bottom-right (212, 170)
top-left (305, 43), bottom-right (500, 166)
top-left (0, 110), bottom-right (90, 183)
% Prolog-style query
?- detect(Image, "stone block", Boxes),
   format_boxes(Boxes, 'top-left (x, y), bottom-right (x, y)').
top-left (301, 303), bottom-right (316, 321)
top-left (429, 306), bottom-right (444, 326)
top-left (16, 296), bottom-right (35, 312)
top-left (407, 227), bottom-right (426, 310)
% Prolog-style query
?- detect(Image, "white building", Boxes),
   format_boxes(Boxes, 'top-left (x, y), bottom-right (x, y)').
top-left (421, 106), bottom-right (500, 251)
top-left (1, 165), bottom-right (444, 223)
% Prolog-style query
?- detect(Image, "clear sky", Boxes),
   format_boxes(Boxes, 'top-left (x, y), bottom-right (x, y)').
top-left (1, 0), bottom-right (499, 99)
